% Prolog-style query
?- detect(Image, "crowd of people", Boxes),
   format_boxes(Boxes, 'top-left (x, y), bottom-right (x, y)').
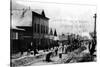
top-left (11, 33), bottom-right (96, 63)
top-left (45, 38), bottom-right (96, 62)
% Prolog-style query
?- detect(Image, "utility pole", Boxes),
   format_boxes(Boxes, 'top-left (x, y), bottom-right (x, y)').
top-left (89, 13), bottom-right (97, 56)
top-left (93, 14), bottom-right (97, 40)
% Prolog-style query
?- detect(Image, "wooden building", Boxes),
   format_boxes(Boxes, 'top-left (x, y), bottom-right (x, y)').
top-left (11, 8), bottom-right (50, 54)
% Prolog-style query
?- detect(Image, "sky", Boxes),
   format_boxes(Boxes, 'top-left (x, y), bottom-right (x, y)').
top-left (11, 0), bottom-right (97, 35)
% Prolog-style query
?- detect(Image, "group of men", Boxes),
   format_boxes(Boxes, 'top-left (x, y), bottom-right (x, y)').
top-left (46, 42), bottom-right (68, 62)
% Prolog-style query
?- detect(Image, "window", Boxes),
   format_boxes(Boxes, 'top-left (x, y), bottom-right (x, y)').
top-left (46, 26), bottom-right (48, 34)
top-left (44, 26), bottom-right (46, 34)
top-left (12, 32), bottom-right (18, 39)
top-left (37, 24), bottom-right (40, 33)
top-left (40, 25), bottom-right (41, 33)
top-left (43, 26), bottom-right (45, 33)
top-left (41, 25), bottom-right (43, 33)
top-left (34, 23), bottom-right (37, 33)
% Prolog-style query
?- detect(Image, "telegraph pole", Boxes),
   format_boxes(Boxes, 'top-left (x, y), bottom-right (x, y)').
top-left (93, 14), bottom-right (97, 40)
top-left (89, 13), bottom-right (97, 56)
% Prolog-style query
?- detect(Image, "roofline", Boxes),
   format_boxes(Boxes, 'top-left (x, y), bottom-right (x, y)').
top-left (17, 26), bottom-right (32, 28)
top-left (32, 11), bottom-right (49, 20)
top-left (11, 28), bottom-right (25, 31)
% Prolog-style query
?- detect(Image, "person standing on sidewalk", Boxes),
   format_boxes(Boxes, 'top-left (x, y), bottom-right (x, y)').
top-left (58, 43), bottom-right (63, 58)
top-left (55, 47), bottom-right (58, 56)
top-left (63, 45), bottom-right (67, 54)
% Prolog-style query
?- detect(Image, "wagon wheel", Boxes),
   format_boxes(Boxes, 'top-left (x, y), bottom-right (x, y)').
top-left (88, 40), bottom-right (96, 55)
top-left (88, 41), bottom-right (92, 52)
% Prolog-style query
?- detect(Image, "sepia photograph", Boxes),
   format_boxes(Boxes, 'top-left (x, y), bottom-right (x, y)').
top-left (10, 0), bottom-right (97, 67)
